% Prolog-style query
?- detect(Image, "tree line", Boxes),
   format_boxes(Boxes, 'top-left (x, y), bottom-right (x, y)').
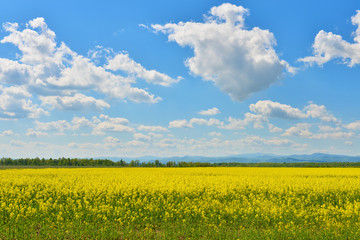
top-left (1, 157), bottom-right (360, 168)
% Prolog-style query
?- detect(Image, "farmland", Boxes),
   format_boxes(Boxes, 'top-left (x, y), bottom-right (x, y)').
top-left (1, 167), bottom-right (360, 239)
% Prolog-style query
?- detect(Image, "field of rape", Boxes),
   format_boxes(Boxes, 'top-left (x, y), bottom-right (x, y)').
top-left (1, 167), bottom-right (360, 239)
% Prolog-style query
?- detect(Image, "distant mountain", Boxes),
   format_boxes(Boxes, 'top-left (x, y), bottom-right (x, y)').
top-left (97, 153), bottom-right (360, 163)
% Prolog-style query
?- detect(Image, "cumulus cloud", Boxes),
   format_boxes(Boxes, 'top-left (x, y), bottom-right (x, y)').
top-left (189, 118), bottom-right (223, 127)
top-left (71, 116), bottom-right (95, 129)
top-left (137, 125), bottom-right (169, 132)
top-left (221, 113), bottom-right (267, 130)
top-left (240, 136), bottom-right (292, 147)
top-left (26, 128), bottom-right (48, 137)
top-left (318, 125), bottom-right (341, 132)
top-left (167, 100), bottom-right (340, 136)
top-left (169, 119), bottom-right (192, 128)
top-left (35, 120), bottom-right (72, 132)
top-left (249, 100), bottom-right (338, 122)
top-left (92, 115), bottom-right (134, 135)
top-left (0, 86), bottom-right (48, 119)
top-left (152, 3), bottom-right (292, 101)
top-left (344, 120), bottom-right (360, 130)
top-left (198, 107), bottom-right (220, 116)
top-left (304, 103), bottom-right (338, 122)
top-left (0, 17), bottom-right (179, 119)
top-left (0, 130), bottom-right (13, 136)
top-left (10, 139), bottom-right (26, 147)
top-left (169, 118), bottom-right (223, 128)
top-left (149, 132), bottom-right (163, 138)
top-left (299, 10), bottom-right (360, 66)
top-left (103, 136), bottom-right (120, 143)
top-left (40, 93), bottom-right (110, 111)
top-left (106, 52), bottom-right (182, 86)
top-left (33, 114), bottom-right (134, 136)
top-left (283, 123), bottom-right (354, 140)
top-left (209, 131), bottom-right (222, 137)
top-left (133, 133), bottom-right (152, 142)
top-left (282, 123), bottom-right (315, 138)
top-left (268, 123), bottom-right (283, 133)
top-left (250, 100), bottom-right (306, 119)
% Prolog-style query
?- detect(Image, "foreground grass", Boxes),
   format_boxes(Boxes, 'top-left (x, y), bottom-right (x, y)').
top-left (1, 167), bottom-right (360, 239)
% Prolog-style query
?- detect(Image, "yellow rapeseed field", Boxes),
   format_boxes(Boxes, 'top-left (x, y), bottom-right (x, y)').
top-left (1, 167), bottom-right (360, 239)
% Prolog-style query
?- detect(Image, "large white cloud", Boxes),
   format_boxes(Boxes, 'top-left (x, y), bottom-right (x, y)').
top-left (299, 10), bottom-right (360, 66)
top-left (0, 17), bottom-right (179, 118)
top-left (152, 3), bottom-right (292, 101)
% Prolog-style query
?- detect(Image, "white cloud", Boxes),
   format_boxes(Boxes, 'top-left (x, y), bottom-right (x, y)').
top-left (106, 52), bottom-right (182, 87)
top-left (283, 123), bottom-right (354, 140)
top-left (133, 133), bottom-right (152, 142)
top-left (318, 125), bottom-right (341, 132)
top-left (10, 139), bottom-right (26, 147)
top-left (249, 100), bottom-right (338, 122)
top-left (344, 120), bottom-right (360, 131)
top-left (71, 116), bottom-right (95, 129)
top-left (199, 107), bottom-right (220, 116)
top-left (68, 142), bottom-right (103, 149)
top-left (137, 125), bottom-right (169, 132)
top-left (189, 118), bottom-right (223, 127)
top-left (126, 140), bottom-right (150, 147)
top-left (299, 10), bottom-right (360, 66)
top-left (304, 103), bottom-right (338, 122)
top-left (149, 132), bottom-right (163, 138)
top-left (230, 136), bottom-right (292, 147)
top-left (209, 131), bottom-right (222, 137)
top-left (169, 119), bottom-right (192, 128)
top-left (26, 128), bottom-right (48, 137)
top-left (99, 114), bottom-right (129, 124)
top-left (40, 93), bottom-right (110, 111)
top-left (221, 113), bottom-right (267, 130)
top-left (35, 120), bottom-right (72, 132)
top-left (282, 123), bottom-right (313, 138)
top-left (249, 100), bottom-right (306, 119)
top-left (153, 138), bottom-right (177, 148)
top-left (92, 121), bottom-right (134, 135)
top-left (0, 130), bottom-right (13, 136)
top-left (0, 86), bottom-right (48, 119)
top-left (32, 114), bottom-right (134, 136)
top-left (91, 114), bottom-right (133, 135)
top-left (0, 58), bottom-right (32, 85)
top-left (152, 3), bottom-right (291, 101)
top-left (0, 17), bottom-right (178, 119)
top-left (169, 118), bottom-right (223, 128)
top-left (103, 136), bottom-right (120, 143)
top-left (310, 132), bottom-right (354, 140)
top-left (268, 123), bottom-right (283, 133)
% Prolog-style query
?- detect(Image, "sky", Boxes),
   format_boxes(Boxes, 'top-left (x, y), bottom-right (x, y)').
top-left (0, 0), bottom-right (360, 158)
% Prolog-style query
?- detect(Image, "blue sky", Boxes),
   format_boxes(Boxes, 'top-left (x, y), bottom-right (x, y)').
top-left (0, 0), bottom-right (360, 158)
